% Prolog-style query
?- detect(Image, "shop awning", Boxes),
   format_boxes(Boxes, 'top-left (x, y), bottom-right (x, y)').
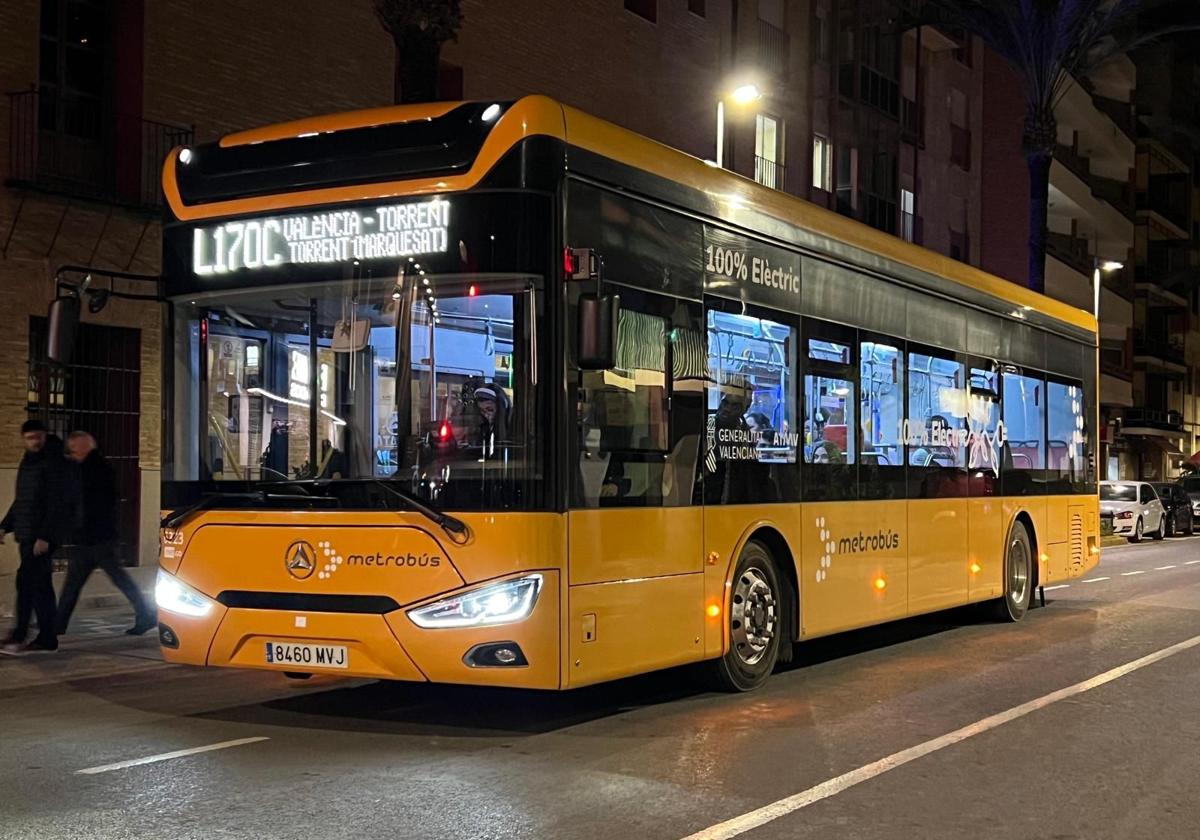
top-left (1148, 437), bottom-right (1185, 457)
top-left (1188, 450), bottom-right (1200, 467)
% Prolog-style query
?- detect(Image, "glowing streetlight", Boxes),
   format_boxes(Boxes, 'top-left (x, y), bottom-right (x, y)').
top-left (1093, 258), bottom-right (1123, 327)
top-left (716, 82), bottom-right (763, 169)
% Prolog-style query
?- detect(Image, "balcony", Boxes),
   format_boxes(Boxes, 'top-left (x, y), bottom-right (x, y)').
top-left (1045, 231), bottom-right (1093, 277)
top-left (1133, 335), bottom-right (1187, 374)
top-left (838, 63), bottom-right (900, 119)
top-left (1137, 174), bottom-right (1191, 240)
top-left (1122, 407), bottom-right (1185, 438)
top-left (753, 19), bottom-right (790, 77)
top-left (6, 87), bottom-right (192, 211)
top-left (753, 156), bottom-right (786, 191)
top-left (1135, 242), bottom-right (1193, 308)
top-left (1091, 93), bottom-right (1136, 142)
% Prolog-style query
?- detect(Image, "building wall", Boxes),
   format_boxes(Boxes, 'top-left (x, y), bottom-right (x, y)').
top-left (978, 53), bottom-right (1030, 285)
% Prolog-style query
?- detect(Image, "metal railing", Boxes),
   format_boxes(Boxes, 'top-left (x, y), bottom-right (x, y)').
top-left (1139, 175), bottom-right (1191, 235)
top-left (1045, 231), bottom-right (1093, 277)
top-left (1133, 336), bottom-right (1186, 366)
top-left (754, 156), bottom-right (786, 191)
top-left (755, 19), bottom-right (790, 77)
top-left (7, 87), bottom-right (193, 210)
top-left (1123, 407), bottom-right (1184, 432)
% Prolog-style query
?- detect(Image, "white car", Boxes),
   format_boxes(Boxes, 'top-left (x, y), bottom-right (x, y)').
top-left (1100, 481), bottom-right (1166, 543)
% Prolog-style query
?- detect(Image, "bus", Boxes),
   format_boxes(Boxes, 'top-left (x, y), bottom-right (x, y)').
top-left (150, 95), bottom-right (1100, 692)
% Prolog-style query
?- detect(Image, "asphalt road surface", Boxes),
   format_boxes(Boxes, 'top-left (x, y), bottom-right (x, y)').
top-left (2, 536), bottom-right (1199, 840)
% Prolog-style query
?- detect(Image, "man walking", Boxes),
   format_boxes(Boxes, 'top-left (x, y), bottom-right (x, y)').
top-left (1, 419), bottom-right (70, 653)
top-left (57, 432), bottom-right (155, 636)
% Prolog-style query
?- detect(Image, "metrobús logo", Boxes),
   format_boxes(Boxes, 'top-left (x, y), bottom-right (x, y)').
top-left (302, 540), bottom-right (440, 582)
top-left (814, 516), bottom-right (901, 584)
top-left (345, 552), bottom-right (441, 568)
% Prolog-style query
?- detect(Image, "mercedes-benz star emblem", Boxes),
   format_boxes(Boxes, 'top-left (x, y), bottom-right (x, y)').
top-left (284, 540), bottom-right (317, 580)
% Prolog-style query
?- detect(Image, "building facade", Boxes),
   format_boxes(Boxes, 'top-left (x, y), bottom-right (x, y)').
top-left (2, 0), bottom-right (1174, 613)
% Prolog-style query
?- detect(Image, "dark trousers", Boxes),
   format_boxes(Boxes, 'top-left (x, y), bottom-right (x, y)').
top-left (57, 540), bottom-right (153, 634)
top-left (10, 541), bottom-right (57, 646)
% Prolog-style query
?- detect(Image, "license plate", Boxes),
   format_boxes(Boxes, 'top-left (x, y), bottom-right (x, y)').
top-left (264, 641), bottom-right (348, 669)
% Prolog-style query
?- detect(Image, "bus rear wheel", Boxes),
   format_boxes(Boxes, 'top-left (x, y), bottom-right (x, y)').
top-left (705, 541), bottom-right (783, 692)
top-left (991, 520), bottom-right (1033, 622)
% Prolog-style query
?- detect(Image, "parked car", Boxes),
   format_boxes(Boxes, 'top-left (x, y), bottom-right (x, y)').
top-left (1153, 483), bottom-right (1194, 537)
top-left (1175, 475), bottom-right (1200, 527)
top-left (1100, 481), bottom-right (1166, 543)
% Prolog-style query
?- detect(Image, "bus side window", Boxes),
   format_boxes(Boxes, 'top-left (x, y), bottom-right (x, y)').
top-left (1002, 366), bottom-right (1046, 496)
top-left (803, 321), bottom-right (857, 502)
top-left (574, 289), bottom-right (704, 508)
top-left (704, 305), bottom-right (799, 505)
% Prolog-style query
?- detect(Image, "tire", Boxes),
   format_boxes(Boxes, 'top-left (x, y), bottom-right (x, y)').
top-left (1165, 516), bottom-right (1174, 538)
top-left (705, 540), bottom-right (784, 692)
top-left (1188, 518), bottom-right (1195, 537)
top-left (283, 671), bottom-right (313, 680)
top-left (1128, 517), bottom-right (1143, 544)
top-left (991, 520), bottom-right (1033, 622)
top-left (1152, 519), bottom-right (1166, 541)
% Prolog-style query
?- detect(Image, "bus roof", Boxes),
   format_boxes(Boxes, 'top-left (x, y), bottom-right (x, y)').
top-left (164, 95), bottom-right (1096, 335)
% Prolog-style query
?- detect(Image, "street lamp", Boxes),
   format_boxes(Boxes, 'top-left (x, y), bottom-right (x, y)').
top-left (1092, 257), bottom-right (1123, 327)
top-left (715, 83), bottom-right (762, 168)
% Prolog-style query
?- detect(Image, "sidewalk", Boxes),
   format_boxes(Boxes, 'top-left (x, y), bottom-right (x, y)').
top-left (0, 563), bottom-right (157, 618)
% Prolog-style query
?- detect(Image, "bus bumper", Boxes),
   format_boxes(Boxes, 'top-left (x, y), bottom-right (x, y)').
top-left (160, 570), bottom-right (562, 689)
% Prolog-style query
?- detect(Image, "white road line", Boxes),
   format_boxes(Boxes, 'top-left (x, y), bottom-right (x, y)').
top-left (1081, 577), bottom-right (1110, 583)
top-left (1042, 584), bottom-right (1070, 591)
top-left (680, 633), bottom-right (1200, 840)
top-left (76, 737), bottom-right (269, 775)
top-left (1121, 571), bottom-right (1145, 577)
top-left (1155, 565), bottom-right (1178, 571)
top-left (1186, 560), bottom-right (1200, 565)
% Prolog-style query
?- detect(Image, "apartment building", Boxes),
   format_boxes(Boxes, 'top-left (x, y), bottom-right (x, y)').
top-left (1128, 33), bottom-right (1200, 480)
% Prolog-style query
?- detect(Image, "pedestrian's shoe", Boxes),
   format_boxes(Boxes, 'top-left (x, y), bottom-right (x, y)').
top-left (127, 617), bottom-right (156, 636)
top-left (24, 638), bottom-right (59, 653)
top-left (0, 641), bottom-right (25, 656)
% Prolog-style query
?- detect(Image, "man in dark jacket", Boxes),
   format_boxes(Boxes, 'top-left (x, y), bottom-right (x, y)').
top-left (56, 432), bottom-right (155, 636)
top-left (1, 419), bottom-right (70, 653)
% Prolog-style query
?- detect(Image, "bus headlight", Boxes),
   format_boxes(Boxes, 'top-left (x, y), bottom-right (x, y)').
top-left (408, 574), bottom-right (542, 628)
top-left (155, 569), bottom-right (214, 618)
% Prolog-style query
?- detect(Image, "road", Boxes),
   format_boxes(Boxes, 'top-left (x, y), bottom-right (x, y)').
top-left (2, 536), bottom-right (1199, 840)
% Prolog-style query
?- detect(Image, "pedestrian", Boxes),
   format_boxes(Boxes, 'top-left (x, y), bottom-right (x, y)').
top-left (56, 432), bottom-right (155, 637)
top-left (0, 419), bottom-right (70, 654)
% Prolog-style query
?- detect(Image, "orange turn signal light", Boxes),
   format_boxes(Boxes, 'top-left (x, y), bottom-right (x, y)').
top-left (970, 562), bottom-right (982, 574)
top-left (873, 577), bottom-right (887, 591)
top-left (706, 603), bottom-right (721, 618)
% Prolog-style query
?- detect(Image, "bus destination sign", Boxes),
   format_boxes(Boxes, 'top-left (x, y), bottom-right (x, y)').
top-left (192, 198), bottom-right (451, 276)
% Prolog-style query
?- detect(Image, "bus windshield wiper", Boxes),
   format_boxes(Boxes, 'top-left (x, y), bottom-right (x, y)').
top-left (160, 489), bottom-right (322, 530)
top-left (280, 477), bottom-right (470, 543)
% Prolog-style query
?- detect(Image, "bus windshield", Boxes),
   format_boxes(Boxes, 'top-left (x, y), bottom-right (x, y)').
top-left (168, 273), bottom-right (543, 511)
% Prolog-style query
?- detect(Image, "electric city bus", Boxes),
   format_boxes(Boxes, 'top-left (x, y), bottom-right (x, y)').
top-left (151, 95), bottom-right (1100, 691)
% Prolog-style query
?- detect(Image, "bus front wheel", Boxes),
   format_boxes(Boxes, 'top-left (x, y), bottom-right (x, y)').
top-left (706, 541), bottom-right (783, 692)
top-left (992, 521), bottom-right (1033, 622)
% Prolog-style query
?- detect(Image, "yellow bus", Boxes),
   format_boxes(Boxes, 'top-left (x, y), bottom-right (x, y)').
top-left (151, 95), bottom-right (1099, 691)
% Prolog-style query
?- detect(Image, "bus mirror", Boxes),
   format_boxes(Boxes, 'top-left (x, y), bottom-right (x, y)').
top-left (47, 295), bottom-right (81, 366)
top-left (577, 293), bottom-right (619, 370)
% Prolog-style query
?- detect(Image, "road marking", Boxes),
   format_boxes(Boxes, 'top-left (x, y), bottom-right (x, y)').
top-left (1155, 565), bottom-right (1177, 571)
top-left (1187, 560), bottom-right (1200, 566)
top-left (1121, 571), bottom-right (1145, 576)
top-left (680, 633), bottom-right (1200, 840)
top-left (1081, 577), bottom-right (1110, 583)
top-left (76, 737), bottom-right (269, 775)
top-left (1042, 584), bottom-right (1070, 591)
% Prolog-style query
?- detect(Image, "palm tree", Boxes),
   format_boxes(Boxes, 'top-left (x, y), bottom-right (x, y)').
top-left (374, 0), bottom-right (464, 104)
top-left (919, 0), bottom-right (1196, 293)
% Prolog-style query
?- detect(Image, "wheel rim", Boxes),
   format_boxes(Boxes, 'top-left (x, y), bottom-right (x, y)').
top-left (730, 566), bottom-right (777, 666)
top-left (1007, 534), bottom-right (1030, 608)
